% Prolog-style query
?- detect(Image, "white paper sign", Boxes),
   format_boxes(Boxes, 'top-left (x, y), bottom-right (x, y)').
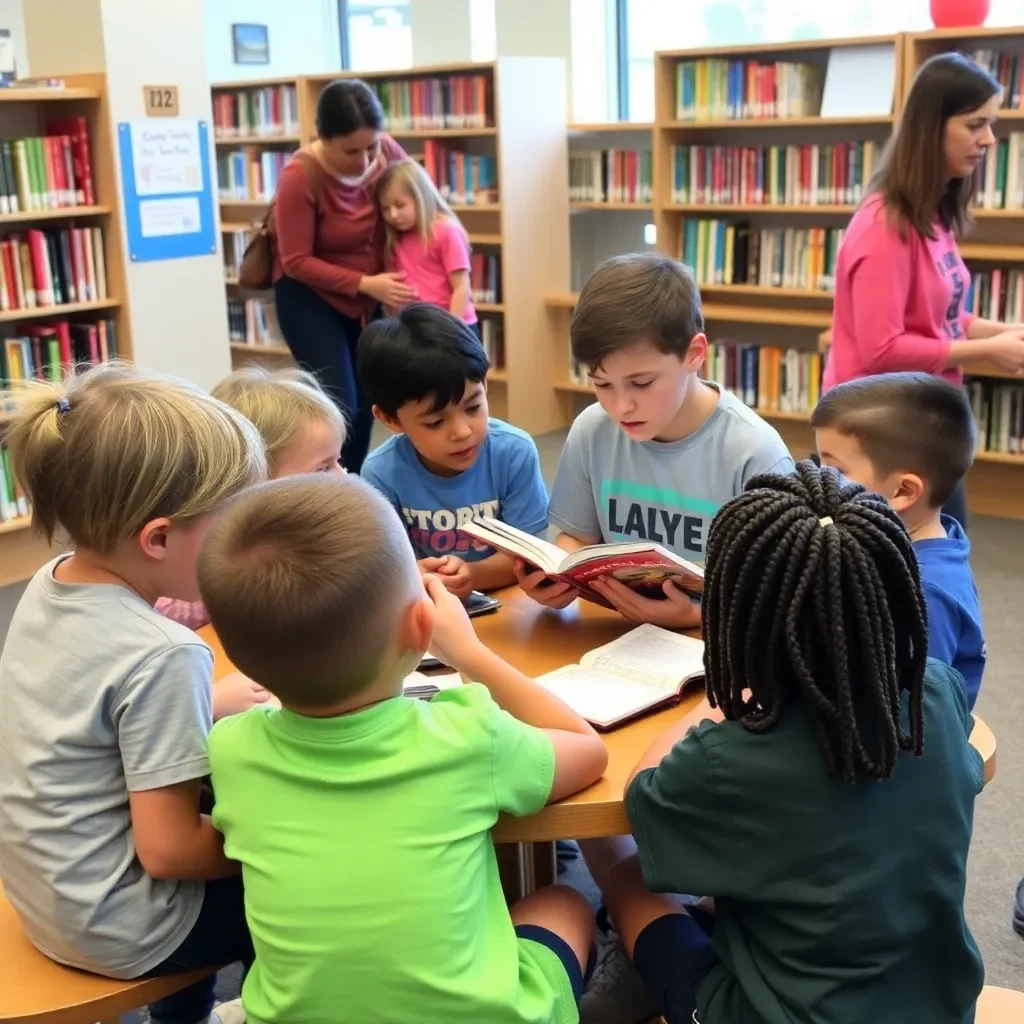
top-left (130, 119), bottom-right (203, 197)
top-left (139, 196), bottom-right (201, 237)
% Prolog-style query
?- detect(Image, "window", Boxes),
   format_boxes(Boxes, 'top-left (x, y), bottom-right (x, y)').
top-left (622, 0), bottom-right (1024, 121)
top-left (345, 0), bottom-right (412, 72)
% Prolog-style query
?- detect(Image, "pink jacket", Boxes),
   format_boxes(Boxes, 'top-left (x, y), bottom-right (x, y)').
top-left (825, 193), bottom-right (974, 391)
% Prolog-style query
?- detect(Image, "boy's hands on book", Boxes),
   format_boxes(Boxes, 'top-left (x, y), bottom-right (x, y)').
top-left (514, 559), bottom-right (580, 610)
top-left (420, 555), bottom-right (474, 599)
top-left (424, 573), bottom-right (486, 671)
top-left (213, 671), bottom-right (279, 720)
top-left (589, 576), bottom-right (701, 630)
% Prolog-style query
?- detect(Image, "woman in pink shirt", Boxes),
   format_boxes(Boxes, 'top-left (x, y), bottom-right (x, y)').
top-left (828, 53), bottom-right (1024, 526)
top-left (273, 79), bottom-right (412, 473)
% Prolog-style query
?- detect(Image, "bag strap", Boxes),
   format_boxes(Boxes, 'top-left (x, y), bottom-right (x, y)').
top-left (262, 149), bottom-right (325, 237)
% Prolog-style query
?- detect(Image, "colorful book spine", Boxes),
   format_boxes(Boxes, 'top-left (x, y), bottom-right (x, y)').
top-left (674, 58), bottom-right (824, 121)
top-left (569, 149), bottom-right (653, 203)
top-left (975, 132), bottom-right (1024, 210)
top-left (0, 226), bottom-right (107, 311)
top-left (703, 340), bottom-right (822, 415)
top-left (480, 319), bottom-right (504, 368)
top-left (965, 268), bottom-right (1024, 323)
top-left (375, 75), bottom-right (492, 131)
top-left (0, 439), bottom-right (30, 523)
top-left (213, 85), bottom-right (299, 138)
top-left (0, 128), bottom-right (92, 212)
top-left (670, 141), bottom-right (879, 206)
top-left (216, 148), bottom-right (294, 201)
top-left (966, 378), bottom-right (1024, 455)
top-left (679, 219), bottom-right (843, 292)
top-left (470, 252), bottom-right (500, 304)
top-left (223, 230), bottom-right (255, 279)
top-left (969, 49), bottom-right (1024, 111)
top-left (227, 298), bottom-right (281, 345)
top-left (422, 142), bottom-right (497, 205)
top-left (0, 316), bottom-right (118, 386)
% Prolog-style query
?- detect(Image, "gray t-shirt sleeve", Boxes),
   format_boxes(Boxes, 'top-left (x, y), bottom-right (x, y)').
top-left (548, 415), bottom-right (603, 542)
top-left (114, 643), bottom-right (214, 792)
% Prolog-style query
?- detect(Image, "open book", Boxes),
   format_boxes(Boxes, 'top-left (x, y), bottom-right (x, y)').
top-left (535, 623), bottom-right (705, 729)
top-left (459, 519), bottom-right (704, 604)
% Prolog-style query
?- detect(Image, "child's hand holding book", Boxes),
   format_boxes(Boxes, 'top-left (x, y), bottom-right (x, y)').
top-left (590, 576), bottom-right (701, 630)
top-left (423, 573), bottom-right (485, 672)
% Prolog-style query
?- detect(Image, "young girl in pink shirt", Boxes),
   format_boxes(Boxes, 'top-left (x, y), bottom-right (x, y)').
top-left (828, 52), bottom-right (1024, 528)
top-left (375, 159), bottom-right (478, 331)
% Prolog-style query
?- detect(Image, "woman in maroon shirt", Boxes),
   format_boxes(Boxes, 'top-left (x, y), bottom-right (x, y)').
top-left (273, 79), bottom-right (413, 473)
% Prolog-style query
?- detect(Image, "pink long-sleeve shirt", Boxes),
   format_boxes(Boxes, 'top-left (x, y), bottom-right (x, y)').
top-left (824, 193), bottom-right (974, 391)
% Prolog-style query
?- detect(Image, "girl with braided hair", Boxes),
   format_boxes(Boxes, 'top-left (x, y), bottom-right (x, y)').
top-left (579, 460), bottom-right (984, 1024)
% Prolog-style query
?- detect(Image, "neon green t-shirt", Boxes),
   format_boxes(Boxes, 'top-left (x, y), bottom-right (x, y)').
top-left (209, 684), bottom-right (573, 1024)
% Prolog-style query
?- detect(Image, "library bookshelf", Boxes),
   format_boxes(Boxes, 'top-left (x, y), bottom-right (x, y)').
top-left (0, 73), bottom-right (132, 583)
top-left (214, 60), bottom-right (570, 432)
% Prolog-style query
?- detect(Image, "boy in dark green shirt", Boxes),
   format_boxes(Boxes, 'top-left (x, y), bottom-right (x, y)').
top-left (582, 462), bottom-right (985, 1024)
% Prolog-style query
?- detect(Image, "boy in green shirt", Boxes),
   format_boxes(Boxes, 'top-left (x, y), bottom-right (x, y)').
top-left (580, 462), bottom-right (984, 1024)
top-left (197, 474), bottom-right (608, 1024)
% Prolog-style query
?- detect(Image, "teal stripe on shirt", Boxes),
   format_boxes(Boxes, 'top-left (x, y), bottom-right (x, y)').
top-left (599, 478), bottom-right (721, 519)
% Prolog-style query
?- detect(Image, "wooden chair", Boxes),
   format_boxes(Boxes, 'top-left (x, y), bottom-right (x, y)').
top-left (0, 887), bottom-right (215, 1024)
top-left (978, 986), bottom-right (1024, 1021)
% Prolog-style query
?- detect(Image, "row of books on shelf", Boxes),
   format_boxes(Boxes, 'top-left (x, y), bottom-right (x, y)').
top-left (0, 318), bottom-right (119, 383)
top-left (675, 59), bottom-right (824, 122)
top-left (0, 227), bottom-right (107, 312)
top-left (470, 253), bottom-right (500, 304)
top-left (969, 49), bottom-right (1024, 111)
top-left (0, 443), bottom-right (28, 524)
top-left (680, 220), bottom-right (844, 293)
top-left (670, 141), bottom-right (879, 207)
top-left (217, 149), bottom-right (293, 203)
top-left (703, 342), bottom-right (822, 415)
top-left (967, 380), bottom-right (1024, 456)
top-left (967, 269), bottom-right (1024, 323)
top-left (228, 298), bottom-right (280, 347)
top-left (422, 143), bottom-right (497, 205)
top-left (975, 133), bottom-right (1024, 210)
top-left (568, 150), bottom-right (653, 204)
top-left (0, 123), bottom-right (95, 213)
top-left (213, 85), bottom-right (300, 138)
top-left (479, 319), bottom-right (503, 369)
top-left (374, 75), bottom-right (492, 131)
top-left (224, 230), bottom-right (253, 280)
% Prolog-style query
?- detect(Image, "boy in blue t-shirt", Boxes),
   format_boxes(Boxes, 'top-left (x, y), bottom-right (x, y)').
top-left (358, 303), bottom-right (548, 596)
top-left (813, 371), bottom-right (986, 707)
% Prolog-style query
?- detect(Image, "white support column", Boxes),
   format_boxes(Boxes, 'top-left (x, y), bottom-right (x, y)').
top-left (25, 0), bottom-right (230, 389)
top-left (495, 0), bottom-right (573, 112)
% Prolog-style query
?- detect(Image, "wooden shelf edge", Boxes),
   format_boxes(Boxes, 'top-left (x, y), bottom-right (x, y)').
top-left (0, 205), bottom-right (111, 223)
top-left (0, 516), bottom-right (32, 536)
top-left (661, 115), bottom-right (893, 130)
top-left (475, 303), bottom-right (504, 313)
top-left (547, 293), bottom-right (830, 326)
top-left (388, 127), bottom-right (497, 138)
top-left (487, 370), bottom-right (508, 384)
top-left (0, 298), bottom-right (120, 323)
top-left (229, 341), bottom-right (291, 356)
top-left (699, 284), bottom-right (834, 300)
top-left (663, 203), bottom-right (855, 215)
top-left (974, 450), bottom-right (1024, 465)
top-left (755, 407), bottom-right (812, 423)
top-left (0, 86), bottom-right (100, 101)
top-left (468, 233), bottom-right (502, 245)
top-left (569, 122), bottom-right (654, 133)
top-left (570, 202), bottom-right (654, 211)
top-left (554, 381), bottom-right (593, 395)
top-left (214, 134), bottom-right (301, 146)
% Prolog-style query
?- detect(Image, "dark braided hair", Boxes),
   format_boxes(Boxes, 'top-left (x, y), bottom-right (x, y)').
top-left (703, 460), bottom-right (929, 785)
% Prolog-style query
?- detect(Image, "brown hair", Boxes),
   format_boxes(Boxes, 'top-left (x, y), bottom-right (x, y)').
top-left (212, 366), bottom-right (345, 476)
top-left (571, 252), bottom-right (704, 370)
top-left (3, 361), bottom-right (266, 553)
top-left (198, 474), bottom-right (417, 708)
top-left (870, 52), bottom-right (999, 240)
top-left (810, 371), bottom-right (975, 507)
top-left (375, 159), bottom-right (466, 256)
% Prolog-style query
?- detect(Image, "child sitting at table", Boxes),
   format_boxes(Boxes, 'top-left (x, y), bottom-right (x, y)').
top-left (359, 303), bottom-right (548, 596)
top-left (578, 461), bottom-right (984, 1024)
top-left (157, 365), bottom-right (346, 632)
top-left (812, 371), bottom-right (986, 708)
top-left (198, 473), bottom-right (608, 1024)
top-left (516, 252), bottom-right (793, 628)
top-left (0, 363), bottom-right (266, 1024)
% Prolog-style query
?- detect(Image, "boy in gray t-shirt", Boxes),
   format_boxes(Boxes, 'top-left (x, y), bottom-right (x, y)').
top-left (516, 253), bottom-right (793, 629)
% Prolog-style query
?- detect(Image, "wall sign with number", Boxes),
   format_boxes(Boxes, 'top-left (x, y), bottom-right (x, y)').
top-left (143, 85), bottom-right (180, 117)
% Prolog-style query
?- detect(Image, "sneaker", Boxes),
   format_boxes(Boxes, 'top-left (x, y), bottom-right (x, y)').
top-left (208, 999), bottom-right (246, 1024)
top-left (1013, 876), bottom-right (1024, 939)
top-left (579, 937), bottom-right (661, 1024)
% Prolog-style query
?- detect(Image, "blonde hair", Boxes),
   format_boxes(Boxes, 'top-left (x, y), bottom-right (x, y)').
top-left (375, 158), bottom-right (467, 256)
top-left (3, 361), bottom-right (267, 553)
top-left (198, 474), bottom-right (416, 708)
top-left (211, 366), bottom-right (345, 475)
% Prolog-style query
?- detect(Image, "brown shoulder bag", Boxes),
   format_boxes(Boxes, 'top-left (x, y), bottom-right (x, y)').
top-left (238, 151), bottom-right (324, 291)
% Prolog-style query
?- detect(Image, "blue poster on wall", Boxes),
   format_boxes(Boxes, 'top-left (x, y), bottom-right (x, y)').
top-left (117, 119), bottom-right (217, 263)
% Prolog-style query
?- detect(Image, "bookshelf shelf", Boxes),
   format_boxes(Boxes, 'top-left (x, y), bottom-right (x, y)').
top-left (214, 134), bottom-right (301, 146)
top-left (0, 205), bottom-right (112, 223)
top-left (963, 364), bottom-right (1024, 380)
top-left (225, 276), bottom-right (240, 286)
top-left (974, 450), bottom-right (1024, 466)
top-left (0, 87), bottom-right (101, 102)
top-left (487, 369), bottom-right (508, 383)
top-left (546, 293), bottom-right (579, 308)
top-left (0, 298), bottom-right (120, 324)
top-left (662, 115), bottom-right (893, 130)
top-left (569, 123), bottom-right (654, 133)
top-left (665, 203), bottom-right (856, 215)
top-left (219, 199), bottom-right (269, 210)
top-left (701, 303), bottom-right (832, 328)
top-left (468, 233), bottom-right (502, 245)
top-left (451, 203), bottom-right (501, 213)
top-left (971, 209), bottom-right (1024, 219)
top-left (570, 201), bottom-right (654, 211)
top-left (554, 380), bottom-right (594, 395)
top-left (230, 341), bottom-right (291, 356)
top-left (389, 127), bottom-right (497, 138)
top-left (755, 408), bottom-right (811, 423)
top-left (0, 516), bottom-right (31, 536)
top-left (699, 284), bottom-right (833, 301)
top-left (475, 303), bottom-right (505, 313)
top-left (221, 221), bottom-right (258, 233)
top-left (960, 244), bottom-right (1024, 261)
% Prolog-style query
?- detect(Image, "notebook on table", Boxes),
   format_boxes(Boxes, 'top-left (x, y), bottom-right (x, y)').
top-left (535, 623), bottom-right (706, 730)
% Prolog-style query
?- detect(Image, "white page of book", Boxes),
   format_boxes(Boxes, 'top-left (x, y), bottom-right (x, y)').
top-left (536, 666), bottom-right (671, 728)
top-left (581, 624), bottom-right (704, 691)
top-left (820, 44), bottom-right (895, 118)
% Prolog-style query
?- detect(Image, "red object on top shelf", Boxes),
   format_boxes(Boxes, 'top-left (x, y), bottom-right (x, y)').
top-left (929, 0), bottom-right (990, 28)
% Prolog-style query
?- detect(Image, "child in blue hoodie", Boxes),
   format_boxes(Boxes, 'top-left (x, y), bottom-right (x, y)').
top-left (812, 371), bottom-right (985, 707)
